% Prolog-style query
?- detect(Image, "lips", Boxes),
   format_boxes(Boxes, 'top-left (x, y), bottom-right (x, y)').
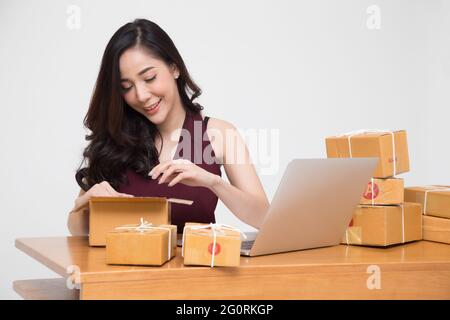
top-left (146, 98), bottom-right (162, 110)
top-left (144, 98), bottom-right (162, 115)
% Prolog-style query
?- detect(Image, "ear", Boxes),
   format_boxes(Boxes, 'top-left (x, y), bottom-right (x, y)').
top-left (170, 63), bottom-right (180, 79)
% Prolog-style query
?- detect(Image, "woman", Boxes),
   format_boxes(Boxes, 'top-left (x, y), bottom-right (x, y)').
top-left (68, 19), bottom-right (269, 235)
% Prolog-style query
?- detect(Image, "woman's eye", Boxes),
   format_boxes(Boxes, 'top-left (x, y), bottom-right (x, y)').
top-left (121, 76), bottom-right (155, 93)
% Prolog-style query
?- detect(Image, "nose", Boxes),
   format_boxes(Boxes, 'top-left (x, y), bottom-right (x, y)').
top-left (135, 83), bottom-right (151, 104)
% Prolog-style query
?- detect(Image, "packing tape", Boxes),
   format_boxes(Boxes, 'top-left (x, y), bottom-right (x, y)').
top-left (338, 129), bottom-right (397, 177)
top-left (114, 217), bottom-right (173, 259)
top-left (182, 223), bottom-right (246, 267)
top-left (344, 226), bottom-right (362, 245)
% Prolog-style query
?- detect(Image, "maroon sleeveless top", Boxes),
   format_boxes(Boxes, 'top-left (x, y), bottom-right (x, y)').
top-left (117, 111), bottom-right (222, 233)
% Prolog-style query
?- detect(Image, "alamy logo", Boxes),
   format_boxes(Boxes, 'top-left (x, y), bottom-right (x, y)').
top-left (170, 121), bottom-right (280, 176)
top-left (366, 265), bottom-right (381, 290)
top-left (66, 264), bottom-right (81, 290)
top-left (66, 5), bottom-right (81, 30)
top-left (366, 5), bottom-right (381, 30)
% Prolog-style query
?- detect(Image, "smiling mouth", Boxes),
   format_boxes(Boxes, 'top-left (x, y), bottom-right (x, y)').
top-left (145, 98), bottom-right (162, 111)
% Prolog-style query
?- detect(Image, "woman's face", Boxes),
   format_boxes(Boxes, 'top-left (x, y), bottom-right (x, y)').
top-left (119, 46), bottom-right (180, 125)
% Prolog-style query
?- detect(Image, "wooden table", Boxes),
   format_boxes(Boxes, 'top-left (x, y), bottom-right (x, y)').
top-left (14, 237), bottom-right (450, 299)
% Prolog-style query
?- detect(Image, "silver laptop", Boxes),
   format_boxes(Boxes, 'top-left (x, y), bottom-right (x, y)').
top-left (240, 158), bottom-right (378, 256)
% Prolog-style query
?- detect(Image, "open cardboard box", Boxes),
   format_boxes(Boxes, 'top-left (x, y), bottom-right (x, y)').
top-left (89, 197), bottom-right (192, 246)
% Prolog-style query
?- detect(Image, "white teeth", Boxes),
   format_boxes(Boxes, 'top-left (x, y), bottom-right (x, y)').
top-left (149, 99), bottom-right (161, 110)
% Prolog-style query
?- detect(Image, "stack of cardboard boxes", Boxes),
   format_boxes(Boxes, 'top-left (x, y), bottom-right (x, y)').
top-left (326, 130), bottom-right (422, 246)
top-left (88, 197), bottom-right (243, 267)
top-left (405, 186), bottom-right (450, 244)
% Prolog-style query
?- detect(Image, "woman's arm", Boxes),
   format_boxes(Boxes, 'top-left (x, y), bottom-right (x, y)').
top-left (67, 189), bottom-right (89, 236)
top-left (151, 118), bottom-right (270, 229)
top-left (207, 119), bottom-right (270, 229)
top-left (67, 182), bottom-right (134, 235)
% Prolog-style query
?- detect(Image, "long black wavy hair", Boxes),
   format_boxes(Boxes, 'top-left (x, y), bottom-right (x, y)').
top-left (75, 19), bottom-right (203, 191)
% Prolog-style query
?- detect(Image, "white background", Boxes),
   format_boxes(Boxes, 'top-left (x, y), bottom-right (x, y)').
top-left (1, 0), bottom-right (449, 299)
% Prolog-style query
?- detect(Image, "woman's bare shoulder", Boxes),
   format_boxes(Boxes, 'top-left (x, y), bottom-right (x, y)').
top-left (205, 116), bottom-right (237, 132)
top-left (204, 117), bottom-right (243, 164)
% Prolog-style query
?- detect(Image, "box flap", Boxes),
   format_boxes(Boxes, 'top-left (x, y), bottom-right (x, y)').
top-left (89, 196), bottom-right (170, 246)
top-left (90, 196), bottom-right (167, 203)
top-left (167, 198), bottom-right (193, 205)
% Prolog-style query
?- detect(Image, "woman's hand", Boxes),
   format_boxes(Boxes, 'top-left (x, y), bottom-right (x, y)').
top-left (73, 181), bottom-right (134, 212)
top-left (149, 159), bottom-right (219, 188)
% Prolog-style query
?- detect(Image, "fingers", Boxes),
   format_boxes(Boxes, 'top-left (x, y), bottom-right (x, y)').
top-left (104, 182), bottom-right (134, 197)
top-left (150, 159), bottom-right (191, 179)
top-left (119, 193), bottom-right (135, 197)
top-left (75, 182), bottom-right (134, 212)
top-left (158, 164), bottom-right (186, 184)
top-left (167, 172), bottom-right (188, 187)
top-left (160, 172), bottom-right (178, 184)
top-left (100, 181), bottom-right (120, 196)
top-left (104, 186), bottom-right (117, 197)
top-left (149, 161), bottom-right (172, 178)
top-left (149, 164), bottom-right (160, 176)
top-left (152, 163), bottom-right (172, 179)
top-left (94, 181), bottom-right (134, 198)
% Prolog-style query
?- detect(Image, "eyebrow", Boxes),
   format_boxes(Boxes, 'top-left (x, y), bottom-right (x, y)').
top-left (120, 66), bottom-right (155, 82)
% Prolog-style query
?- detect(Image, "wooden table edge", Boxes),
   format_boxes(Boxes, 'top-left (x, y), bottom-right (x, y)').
top-left (15, 237), bottom-right (450, 285)
top-left (13, 278), bottom-right (79, 300)
top-left (15, 238), bottom-right (68, 278)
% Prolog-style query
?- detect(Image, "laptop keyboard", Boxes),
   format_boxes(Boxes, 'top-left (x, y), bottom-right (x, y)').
top-left (241, 240), bottom-right (255, 250)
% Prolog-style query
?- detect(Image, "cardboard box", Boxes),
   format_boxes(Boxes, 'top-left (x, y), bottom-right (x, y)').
top-left (182, 222), bottom-right (242, 267)
top-left (342, 202), bottom-right (422, 246)
top-left (326, 130), bottom-right (409, 178)
top-left (106, 221), bottom-right (177, 266)
top-left (89, 197), bottom-right (192, 246)
top-left (404, 186), bottom-right (450, 219)
top-left (422, 215), bottom-right (450, 245)
top-left (360, 178), bottom-right (404, 205)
